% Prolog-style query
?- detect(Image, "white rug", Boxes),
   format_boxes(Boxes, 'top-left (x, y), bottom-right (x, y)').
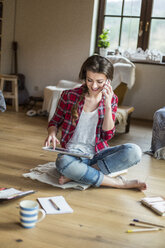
top-left (23, 162), bottom-right (127, 191)
top-left (23, 162), bottom-right (90, 190)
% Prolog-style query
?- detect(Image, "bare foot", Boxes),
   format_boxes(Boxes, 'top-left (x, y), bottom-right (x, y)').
top-left (118, 176), bottom-right (147, 190)
top-left (102, 175), bottom-right (147, 190)
top-left (58, 175), bottom-right (72, 185)
top-left (92, 164), bottom-right (100, 171)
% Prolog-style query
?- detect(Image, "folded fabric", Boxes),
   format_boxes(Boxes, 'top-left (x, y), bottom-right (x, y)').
top-left (0, 90), bottom-right (6, 112)
top-left (23, 162), bottom-right (90, 190)
top-left (107, 55), bottom-right (135, 90)
top-left (154, 147), bottom-right (165, 160)
top-left (145, 107), bottom-right (165, 160)
top-left (23, 162), bottom-right (127, 190)
top-left (116, 108), bottom-right (128, 133)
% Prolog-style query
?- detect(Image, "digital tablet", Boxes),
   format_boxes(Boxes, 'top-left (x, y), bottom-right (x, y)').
top-left (42, 147), bottom-right (94, 159)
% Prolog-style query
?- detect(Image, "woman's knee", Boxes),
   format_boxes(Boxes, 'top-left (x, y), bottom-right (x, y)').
top-left (56, 155), bottom-right (102, 186)
top-left (56, 154), bottom-right (76, 173)
top-left (125, 143), bottom-right (142, 162)
top-left (56, 155), bottom-right (88, 180)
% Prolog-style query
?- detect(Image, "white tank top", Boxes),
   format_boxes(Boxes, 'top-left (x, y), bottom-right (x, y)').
top-left (66, 108), bottom-right (98, 155)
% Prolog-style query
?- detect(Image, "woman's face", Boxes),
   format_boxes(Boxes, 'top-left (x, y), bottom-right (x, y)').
top-left (86, 71), bottom-right (107, 97)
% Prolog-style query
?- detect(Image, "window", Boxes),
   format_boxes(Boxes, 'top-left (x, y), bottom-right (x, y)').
top-left (96, 0), bottom-right (165, 53)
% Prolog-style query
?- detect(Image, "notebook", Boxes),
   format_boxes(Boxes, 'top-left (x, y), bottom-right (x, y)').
top-left (141, 196), bottom-right (165, 216)
top-left (37, 196), bottom-right (73, 214)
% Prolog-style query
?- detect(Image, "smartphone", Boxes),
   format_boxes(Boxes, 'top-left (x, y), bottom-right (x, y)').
top-left (102, 80), bottom-right (110, 98)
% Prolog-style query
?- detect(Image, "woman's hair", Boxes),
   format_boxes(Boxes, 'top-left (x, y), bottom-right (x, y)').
top-left (71, 55), bottom-right (114, 123)
top-left (79, 55), bottom-right (114, 81)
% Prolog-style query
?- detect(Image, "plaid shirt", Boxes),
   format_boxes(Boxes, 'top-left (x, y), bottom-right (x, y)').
top-left (48, 85), bottom-right (118, 153)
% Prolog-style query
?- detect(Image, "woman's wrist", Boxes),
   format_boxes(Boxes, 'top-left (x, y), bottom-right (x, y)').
top-left (48, 126), bottom-right (57, 135)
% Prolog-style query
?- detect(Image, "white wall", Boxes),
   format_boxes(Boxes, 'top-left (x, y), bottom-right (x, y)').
top-left (1, 0), bottom-right (15, 73)
top-left (1, 0), bottom-right (96, 96)
top-left (1, 1), bottom-right (164, 120)
top-left (123, 63), bottom-right (165, 120)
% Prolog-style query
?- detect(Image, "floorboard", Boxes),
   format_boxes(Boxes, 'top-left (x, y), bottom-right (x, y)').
top-left (0, 109), bottom-right (164, 248)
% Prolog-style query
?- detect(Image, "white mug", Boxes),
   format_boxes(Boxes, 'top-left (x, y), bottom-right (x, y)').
top-left (19, 200), bottom-right (45, 229)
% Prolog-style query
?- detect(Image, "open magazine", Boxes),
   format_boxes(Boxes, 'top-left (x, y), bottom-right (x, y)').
top-left (0, 188), bottom-right (36, 201)
top-left (42, 146), bottom-right (94, 159)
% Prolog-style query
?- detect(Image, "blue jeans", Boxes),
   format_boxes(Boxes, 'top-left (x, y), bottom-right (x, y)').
top-left (56, 143), bottom-right (142, 187)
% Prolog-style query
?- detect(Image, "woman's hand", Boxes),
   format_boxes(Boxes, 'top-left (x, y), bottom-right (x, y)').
top-left (102, 80), bottom-right (114, 131)
top-left (102, 80), bottom-right (114, 108)
top-left (44, 126), bottom-right (60, 149)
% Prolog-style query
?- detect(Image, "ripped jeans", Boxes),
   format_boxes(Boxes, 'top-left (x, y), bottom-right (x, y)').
top-left (56, 143), bottom-right (142, 187)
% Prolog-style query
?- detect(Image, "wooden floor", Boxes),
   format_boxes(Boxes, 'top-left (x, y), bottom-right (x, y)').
top-left (0, 108), bottom-right (165, 248)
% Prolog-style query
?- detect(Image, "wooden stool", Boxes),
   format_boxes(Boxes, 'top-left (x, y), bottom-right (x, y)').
top-left (114, 82), bottom-right (135, 133)
top-left (117, 106), bottom-right (135, 133)
top-left (0, 74), bottom-right (19, 112)
top-left (114, 82), bottom-right (128, 106)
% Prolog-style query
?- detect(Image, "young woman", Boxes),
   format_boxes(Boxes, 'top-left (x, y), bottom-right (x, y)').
top-left (44, 55), bottom-right (146, 190)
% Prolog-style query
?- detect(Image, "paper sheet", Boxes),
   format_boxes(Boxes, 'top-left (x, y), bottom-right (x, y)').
top-left (38, 196), bottom-right (73, 214)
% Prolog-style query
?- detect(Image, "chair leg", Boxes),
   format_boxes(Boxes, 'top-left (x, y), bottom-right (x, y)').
top-left (14, 79), bottom-right (19, 112)
top-left (0, 78), bottom-right (4, 91)
top-left (125, 113), bottom-right (132, 133)
top-left (0, 76), bottom-right (19, 112)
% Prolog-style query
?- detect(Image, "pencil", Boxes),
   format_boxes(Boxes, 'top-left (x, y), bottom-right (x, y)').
top-left (133, 219), bottom-right (165, 228)
top-left (127, 227), bottom-right (161, 233)
top-left (49, 199), bottom-right (60, 211)
top-left (129, 223), bottom-right (156, 228)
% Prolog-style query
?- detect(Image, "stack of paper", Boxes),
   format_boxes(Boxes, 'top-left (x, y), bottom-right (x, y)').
top-left (141, 196), bottom-right (165, 216)
top-left (37, 196), bottom-right (73, 214)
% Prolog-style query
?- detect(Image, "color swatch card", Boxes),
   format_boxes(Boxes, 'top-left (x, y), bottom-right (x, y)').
top-left (37, 196), bottom-right (73, 214)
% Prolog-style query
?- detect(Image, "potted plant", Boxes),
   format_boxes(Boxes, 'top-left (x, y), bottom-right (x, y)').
top-left (98, 29), bottom-right (110, 57)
